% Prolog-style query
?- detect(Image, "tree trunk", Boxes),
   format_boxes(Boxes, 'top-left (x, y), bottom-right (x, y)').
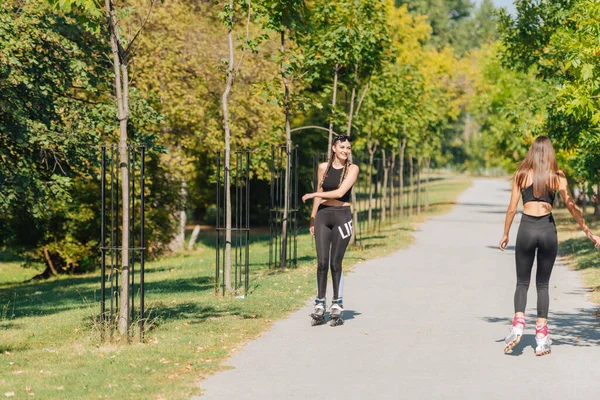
top-left (188, 225), bottom-right (201, 251)
top-left (595, 182), bottom-right (600, 216)
top-left (399, 136), bottom-right (406, 217)
top-left (381, 149), bottom-right (388, 225)
top-left (169, 181), bottom-right (187, 252)
top-left (425, 157), bottom-right (431, 211)
top-left (389, 149), bottom-right (396, 220)
top-left (42, 246), bottom-right (59, 276)
top-left (408, 153), bottom-right (413, 217)
top-left (105, 0), bottom-right (130, 336)
top-left (328, 65), bottom-right (339, 153)
top-left (347, 65), bottom-right (359, 246)
top-left (280, 30), bottom-right (292, 269)
top-left (367, 144), bottom-right (375, 231)
top-left (221, 0), bottom-right (235, 291)
top-left (346, 64), bottom-right (358, 137)
top-left (417, 157), bottom-right (422, 214)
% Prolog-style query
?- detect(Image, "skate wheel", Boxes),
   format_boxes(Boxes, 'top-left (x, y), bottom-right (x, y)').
top-left (503, 336), bottom-right (521, 353)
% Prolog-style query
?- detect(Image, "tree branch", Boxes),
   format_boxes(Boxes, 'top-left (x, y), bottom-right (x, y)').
top-left (125, 0), bottom-right (157, 57)
top-left (354, 82), bottom-right (370, 120)
top-left (234, 0), bottom-right (252, 74)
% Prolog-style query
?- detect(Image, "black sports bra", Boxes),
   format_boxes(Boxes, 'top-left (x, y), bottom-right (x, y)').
top-left (521, 184), bottom-right (556, 205)
top-left (321, 166), bottom-right (351, 203)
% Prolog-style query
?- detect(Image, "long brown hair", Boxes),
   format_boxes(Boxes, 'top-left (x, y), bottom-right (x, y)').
top-left (514, 136), bottom-right (560, 197)
top-left (319, 136), bottom-right (352, 190)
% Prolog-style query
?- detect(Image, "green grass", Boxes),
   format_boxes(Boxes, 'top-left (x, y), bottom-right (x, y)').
top-left (555, 208), bottom-right (600, 304)
top-left (0, 174), bottom-right (471, 399)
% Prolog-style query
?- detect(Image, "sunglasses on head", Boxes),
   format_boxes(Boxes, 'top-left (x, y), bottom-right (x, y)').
top-left (333, 135), bottom-right (352, 143)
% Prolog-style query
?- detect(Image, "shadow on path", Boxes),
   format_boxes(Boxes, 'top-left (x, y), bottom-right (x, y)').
top-left (319, 309), bottom-right (361, 324)
top-left (482, 309), bottom-right (600, 349)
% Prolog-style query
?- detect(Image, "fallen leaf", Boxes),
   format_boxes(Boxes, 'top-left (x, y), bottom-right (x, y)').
top-left (56, 386), bottom-right (64, 390)
top-left (4, 392), bottom-right (15, 398)
top-left (25, 387), bottom-right (31, 392)
top-left (12, 371), bottom-right (23, 375)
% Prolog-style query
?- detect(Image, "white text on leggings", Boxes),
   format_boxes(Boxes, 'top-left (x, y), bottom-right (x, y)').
top-left (338, 220), bottom-right (353, 239)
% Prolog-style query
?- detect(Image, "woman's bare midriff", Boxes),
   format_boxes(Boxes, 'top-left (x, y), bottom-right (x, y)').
top-left (523, 202), bottom-right (553, 217)
top-left (522, 173), bottom-right (555, 217)
top-left (320, 199), bottom-right (351, 207)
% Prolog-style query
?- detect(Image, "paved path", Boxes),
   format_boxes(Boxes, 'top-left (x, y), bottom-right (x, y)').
top-left (194, 179), bottom-right (600, 400)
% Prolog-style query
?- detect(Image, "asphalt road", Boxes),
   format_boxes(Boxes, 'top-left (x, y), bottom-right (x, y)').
top-left (194, 179), bottom-right (600, 400)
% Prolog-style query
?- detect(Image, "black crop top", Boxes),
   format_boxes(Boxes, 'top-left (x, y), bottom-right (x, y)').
top-left (321, 166), bottom-right (351, 203)
top-left (521, 184), bottom-right (556, 205)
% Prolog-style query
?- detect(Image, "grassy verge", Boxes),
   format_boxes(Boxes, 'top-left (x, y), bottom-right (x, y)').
top-left (0, 174), bottom-right (471, 399)
top-left (554, 209), bottom-right (600, 304)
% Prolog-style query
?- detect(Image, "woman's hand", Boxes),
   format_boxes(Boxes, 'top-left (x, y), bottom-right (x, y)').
top-left (309, 216), bottom-right (315, 236)
top-left (499, 234), bottom-right (509, 251)
top-left (587, 232), bottom-right (600, 248)
top-left (302, 193), bottom-right (314, 203)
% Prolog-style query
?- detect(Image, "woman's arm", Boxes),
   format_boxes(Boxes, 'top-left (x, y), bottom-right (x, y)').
top-left (309, 163), bottom-right (327, 235)
top-left (558, 172), bottom-right (600, 246)
top-left (302, 165), bottom-right (359, 202)
top-left (499, 178), bottom-right (521, 251)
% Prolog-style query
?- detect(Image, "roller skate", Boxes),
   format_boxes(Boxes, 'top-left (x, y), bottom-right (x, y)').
top-left (310, 298), bottom-right (326, 326)
top-left (504, 315), bottom-right (525, 353)
top-left (329, 299), bottom-right (344, 327)
top-left (535, 323), bottom-right (552, 356)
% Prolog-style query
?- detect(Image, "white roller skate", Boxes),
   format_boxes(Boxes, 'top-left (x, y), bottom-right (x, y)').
top-left (310, 298), bottom-right (326, 326)
top-left (535, 323), bottom-right (552, 356)
top-left (329, 299), bottom-right (344, 327)
top-left (504, 315), bottom-right (525, 353)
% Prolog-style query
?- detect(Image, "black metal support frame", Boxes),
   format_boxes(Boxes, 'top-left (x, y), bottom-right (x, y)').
top-left (215, 150), bottom-right (250, 296)
top-left (100, 145), bottom-right (146, 341)
top-left (269, 145), bottom-right (299, 268)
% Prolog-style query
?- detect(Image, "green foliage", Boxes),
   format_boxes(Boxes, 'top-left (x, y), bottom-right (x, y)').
top-left (468, 44), bottom-right (551, 172)
top-left (498, 0), bottom-right (600, 184)
top-left (396, 0), bottom-right (497, 53)
top-left (0, 1), bottom-right (178, 273)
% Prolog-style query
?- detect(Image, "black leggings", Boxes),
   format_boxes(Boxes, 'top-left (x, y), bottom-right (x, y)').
top-left (314, 205), bottom-right (352, 300)
top-left (514, 213), bottom-right (558, 319)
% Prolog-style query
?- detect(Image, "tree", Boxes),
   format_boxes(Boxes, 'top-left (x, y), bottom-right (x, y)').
top-left (395, 0), bottom-right (475, 51)
top-left (499, 0), bottom-right (600, 213)
top-left (0, 1), bottom-right (111, 274)
top-left (218, 0), bottom-right (262, 290)
top-left (48, 0), bottom-right (157, 334)
top-left (256, 0), bottom-right (307, 268)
